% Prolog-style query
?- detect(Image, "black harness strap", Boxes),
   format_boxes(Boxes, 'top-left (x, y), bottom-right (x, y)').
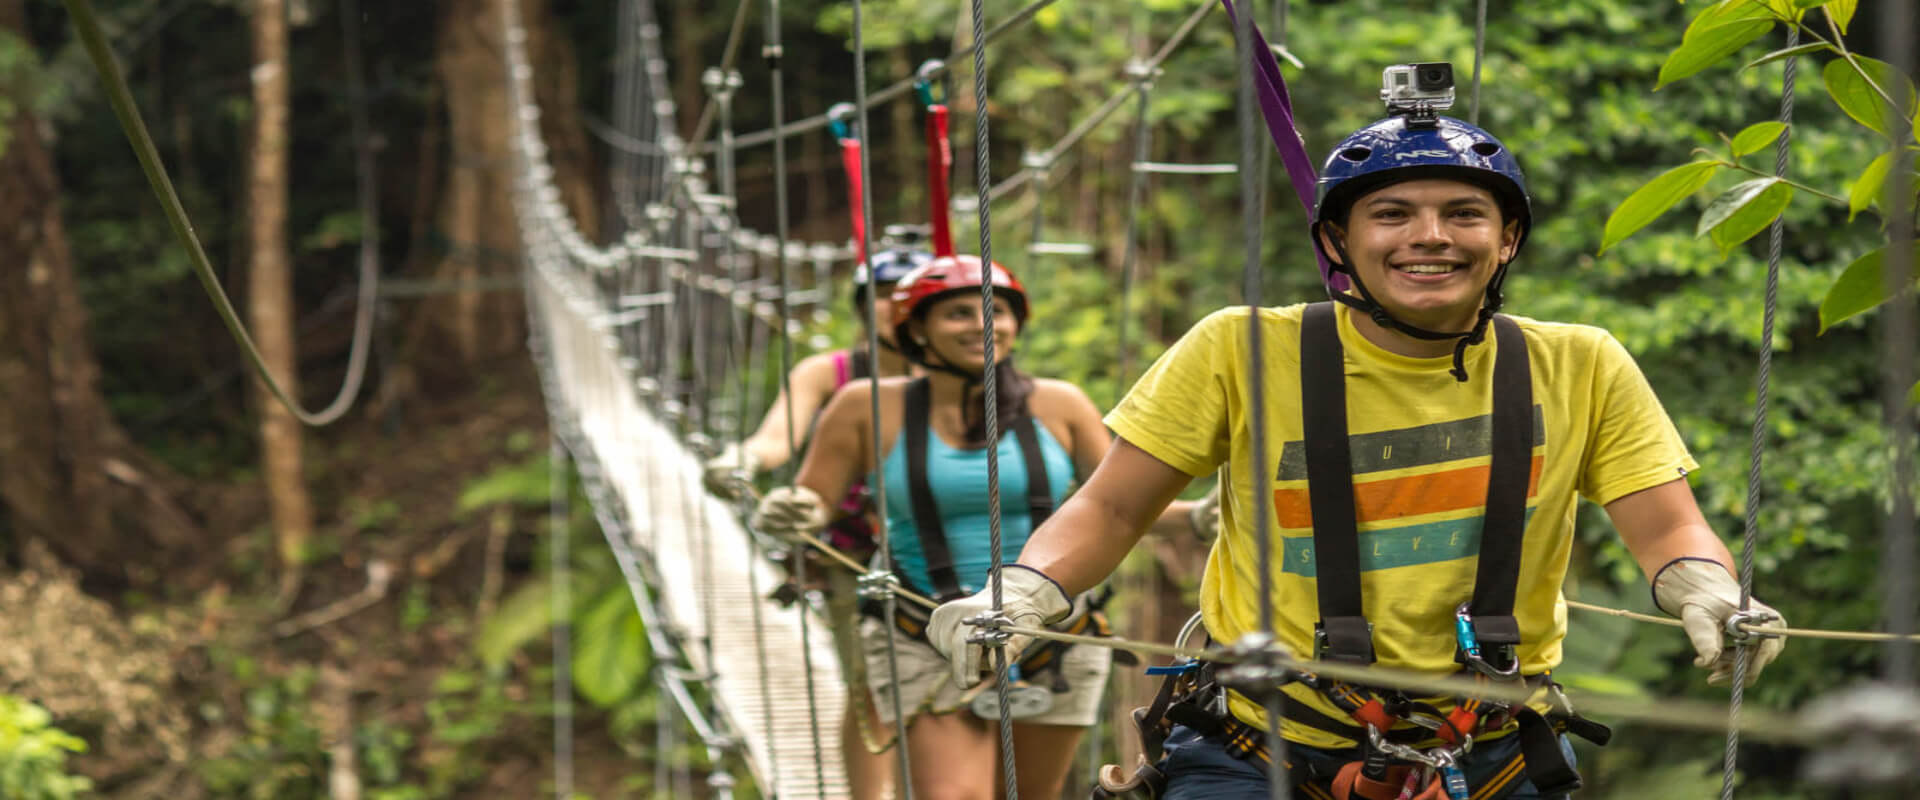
top-left (849, 348), bottom-right (874, 381)
top-left (1300, 302), bottom-right (1373, 663)
top-left (902, 378), bottom-right (965, 601)
top-left (1465, 315), bottom-right (1533, 656)
top-left (1010, 411), bottom-right (1055, 529)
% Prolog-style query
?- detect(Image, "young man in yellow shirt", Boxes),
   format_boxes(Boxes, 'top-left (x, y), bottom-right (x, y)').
top-left (925, 100), bottom-right (1787, 798)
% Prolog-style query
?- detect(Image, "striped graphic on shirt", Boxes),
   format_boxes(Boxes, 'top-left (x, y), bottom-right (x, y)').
top-left (1274, 406), bottom-right (1544, 576)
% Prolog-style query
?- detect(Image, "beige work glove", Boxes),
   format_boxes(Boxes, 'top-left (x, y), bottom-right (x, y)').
top-left (1188, 485), bottom-right (1221, 540)
top-left (702, 442), bottom-right (761, 500)
top-left (1652, 557), bottom-right (1787, 686)
top-left (927, 565), bottom-right (1073, 689)
top-left (749, 486), bottom-right (829, 545)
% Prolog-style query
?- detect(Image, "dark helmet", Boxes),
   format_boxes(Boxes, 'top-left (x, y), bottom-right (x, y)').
top-left (1312, 115), bottom-right (1531, 262)
top-left (850, 247), bottom-right (933, 316)
top-left (888, 256), bottom-right (1029, 366)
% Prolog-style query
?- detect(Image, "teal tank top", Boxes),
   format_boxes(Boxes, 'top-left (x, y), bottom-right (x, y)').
top-left (875, 418), bottom-right (1075, 599)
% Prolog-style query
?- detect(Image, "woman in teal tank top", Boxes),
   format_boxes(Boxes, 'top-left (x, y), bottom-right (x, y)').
top-left (755, 257), bottom-right (1203, 800)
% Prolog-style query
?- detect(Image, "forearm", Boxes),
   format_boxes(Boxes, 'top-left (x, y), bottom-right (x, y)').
top-left (743, 431), bottom-right (795, 472)
top-left (1018, 494), bottom-right (1152, 596)
top-left (1631, 521), bottom-right (1734, 581)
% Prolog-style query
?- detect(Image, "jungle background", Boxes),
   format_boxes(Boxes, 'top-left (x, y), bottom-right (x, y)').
top-left (1, 0), bottom-right (1915, 797)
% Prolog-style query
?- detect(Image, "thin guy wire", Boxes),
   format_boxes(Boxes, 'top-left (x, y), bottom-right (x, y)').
top-left (684, 0), bottom-right (755, 149)
top-left (1723, 26), bottom-right (1795, 800)
top-left (550, 435), bottom-right (574, 800)
top-left (708, 0), bottom-right (1059, 154)
top-left (1470, 0), bottom-right (1486, 125)
top-left (1116, 69), bottom-right (1153, 401)
top-left (850, 0), bottom-right (917, 792)
top-left (967, 0), bottom-right (1020, 794)
top-left (700, 67), bottom-right (739, 792)
top-left (1230, 1), bottom-right (1286, 795)
top-left (59, 0), bottom-right (378, 427)
top-left (765, 2), bottom-right (830, 792)
top-left (1877, 0), bottom-right (1918, 686)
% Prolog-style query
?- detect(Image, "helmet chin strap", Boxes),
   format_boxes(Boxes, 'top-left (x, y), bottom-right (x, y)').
top-left (917, 338), bottom-right (1017, 438)
top-left (1313, 223), bottom-right (1513, 383)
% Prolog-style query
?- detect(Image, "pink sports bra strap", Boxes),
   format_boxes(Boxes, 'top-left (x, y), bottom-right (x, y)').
top-left (832, 349), bottom-right (852, 389)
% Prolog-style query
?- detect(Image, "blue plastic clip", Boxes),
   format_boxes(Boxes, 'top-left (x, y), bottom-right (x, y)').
top-left (1144, 661), bottom-right (1200, 676)
top-left (1441, 763), bottom-right (1469, 800)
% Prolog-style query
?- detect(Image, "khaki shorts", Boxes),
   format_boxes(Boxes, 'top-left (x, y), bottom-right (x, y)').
top-left (858, 615), bottom-right (1112, 729)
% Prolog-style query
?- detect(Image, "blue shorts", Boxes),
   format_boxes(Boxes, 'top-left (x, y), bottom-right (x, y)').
top-left (1158, 723), bottom-right (1577, 800)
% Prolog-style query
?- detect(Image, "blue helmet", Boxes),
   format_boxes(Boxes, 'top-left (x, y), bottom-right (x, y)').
top-left (851, 247), bottom-right (932, 313)
top-left (1311, 115), bottom-right (1531, 261)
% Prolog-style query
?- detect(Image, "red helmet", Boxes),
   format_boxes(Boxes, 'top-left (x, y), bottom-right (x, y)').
top-left (889, 255), bottom-right (1030, 365)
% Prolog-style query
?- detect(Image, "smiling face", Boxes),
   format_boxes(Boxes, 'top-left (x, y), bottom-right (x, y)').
top-left (1321, 178), bottom-right (1521, 335)
top-left (910, 291), bottom-right (1020, 372)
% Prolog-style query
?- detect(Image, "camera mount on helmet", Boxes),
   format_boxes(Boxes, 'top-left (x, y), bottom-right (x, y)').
top-left (1380, 62), bottom-right (1455, 128)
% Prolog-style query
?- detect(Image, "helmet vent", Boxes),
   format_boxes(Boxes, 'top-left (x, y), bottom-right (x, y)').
top-left (1338, 147), bottom-right (1372, 162)
top-left (1471, 142), bottom-right (1503, 157)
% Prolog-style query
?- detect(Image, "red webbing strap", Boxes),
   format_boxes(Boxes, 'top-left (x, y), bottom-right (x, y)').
top-left (925, 104), bottom-right (955, 257)
top-left (839, 138), bottom-right (868, 265)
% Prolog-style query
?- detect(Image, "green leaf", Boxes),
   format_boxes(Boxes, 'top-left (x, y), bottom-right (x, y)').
top-left (1730, 121), bottom-right (1788, 156)
top-left (1909, 379), bottom-right (1919, 406)
top-left (476, 576), bottom-right (558, 669)
top-left (1848, 151), bottom-right (1895, 220)
top-left (1658, 16), bottom-right (1775, 88)
top-left (1601, 162), bottom-right (1723, 254)
top-left (571, 587), bottom-right (648, 707)
top-left (1820, 244), bottom-right (1920, 332)
top-left (1824, 57), bottom-right (1919, 139)
top-left (1707, 180), bottom-right (1794, 257)
top-left (1741, 41), bottom-right (1833, 72)
top-left (1827, 0), bottom-right (1857, 34)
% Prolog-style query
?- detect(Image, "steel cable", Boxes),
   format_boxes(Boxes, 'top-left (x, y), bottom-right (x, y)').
top-left (1723, 25), bottom-right (1795, 800)
top-left (849, 0), bottom-right (918, 793)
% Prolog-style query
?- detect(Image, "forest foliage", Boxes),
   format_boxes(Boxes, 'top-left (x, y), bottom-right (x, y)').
top-left (2, 0), bottom-right (1915, 797)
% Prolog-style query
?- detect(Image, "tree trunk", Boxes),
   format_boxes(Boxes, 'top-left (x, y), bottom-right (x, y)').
top-left (248, 0), bottom-right (314, 597)
top-left (397, 0), bottom-right (594, 388)
top-left (889, 44), bottom-right (918, 223)
top-left (0, 0), bottom-right (200, 584)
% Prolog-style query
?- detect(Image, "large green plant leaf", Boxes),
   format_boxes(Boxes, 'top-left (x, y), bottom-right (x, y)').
top-left (1823, 57), bottom-right (1918, 140)
top-left (571, 587), bottom-right (648, 707)
top-left (476, 576), bottom-right (558, 669)
top-left (1729, 121), bottom-right (1787, 157)
top-left (1601, 162), bottom-right (1722, 254)
top-left (1699, 178), bottom-right (1794, 256)
top-left (1848, 151), bottom-right (1894, 220)
top-left (1820, 244), bottom-right (1920, 332)
top-left (1658, 2), bottom-right (1776, 88)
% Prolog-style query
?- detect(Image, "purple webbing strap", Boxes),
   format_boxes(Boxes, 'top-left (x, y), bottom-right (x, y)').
top-left (1218, 0), bottom-right (1347, 292)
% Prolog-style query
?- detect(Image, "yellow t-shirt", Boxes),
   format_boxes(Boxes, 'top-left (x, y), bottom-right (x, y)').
top-left (1105, 303), bottom-right (1698, 749)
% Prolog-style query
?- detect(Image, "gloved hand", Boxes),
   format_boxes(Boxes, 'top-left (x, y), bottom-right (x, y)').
top-left (1652, 557), bottom-right (1787, 686)
top-left (749, 486), bottom-right (829, 545)
top-left (1188, 485), bottom-right (1221, 540)
top-left (927, 564), bottom-right (1073, 689)
top-left (702, 443), bottom-right (761, 500)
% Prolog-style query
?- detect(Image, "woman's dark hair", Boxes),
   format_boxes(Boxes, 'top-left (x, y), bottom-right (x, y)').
top-left (961, 359), bottom-right (1034, 448)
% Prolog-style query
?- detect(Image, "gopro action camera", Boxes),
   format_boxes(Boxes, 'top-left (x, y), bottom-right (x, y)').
top-left (1380, 62), bottom-right (1455, 118)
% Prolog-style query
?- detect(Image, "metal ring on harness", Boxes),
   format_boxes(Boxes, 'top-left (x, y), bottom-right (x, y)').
top-left (968, 661), bottom-right (1056, 721)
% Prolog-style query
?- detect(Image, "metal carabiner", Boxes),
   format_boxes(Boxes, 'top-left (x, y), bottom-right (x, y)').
top-left (1454, 602), bottom-right (1521, 680)
top-left (826, 102), bottom-right (857, 141)
top-left (913, 59), bottom-right (946, 107)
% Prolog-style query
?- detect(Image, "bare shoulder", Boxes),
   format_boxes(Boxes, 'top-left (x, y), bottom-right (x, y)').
top-left (820, 375), bottom-right (912, 416)
top-left (1027, 377), bottom-right (1101, 415)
